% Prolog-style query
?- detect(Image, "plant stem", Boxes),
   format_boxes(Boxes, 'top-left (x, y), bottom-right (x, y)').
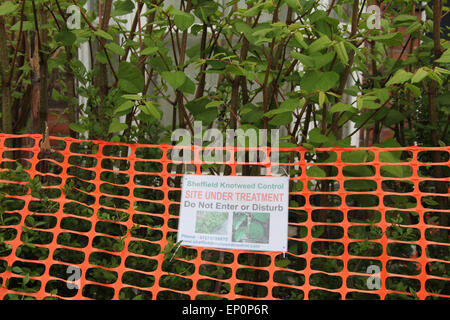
top-left (0, 17), bottom-right (12, 133)
top-left (428, 0), bottom-right (442, 149)
top-left (331, 0), bottom-right (360, 138)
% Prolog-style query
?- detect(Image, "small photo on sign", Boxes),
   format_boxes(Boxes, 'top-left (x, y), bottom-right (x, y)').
top-left (232, 212), bottom-right (270, 244)
top-left (195, 211), bottom-right (228, 235)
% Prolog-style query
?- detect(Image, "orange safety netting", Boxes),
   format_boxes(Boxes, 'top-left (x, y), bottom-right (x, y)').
top-left (0, 133), bottom-right (448, 300)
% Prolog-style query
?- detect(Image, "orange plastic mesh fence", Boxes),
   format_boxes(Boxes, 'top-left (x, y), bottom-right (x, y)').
top-left (0, 134), bottom-right (448, 300)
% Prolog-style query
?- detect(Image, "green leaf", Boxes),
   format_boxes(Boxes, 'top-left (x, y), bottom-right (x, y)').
top-left (161, 71), bottom-right (187, 90)
top-left (344, 180), bottom-right (376, 191)
top-left (342, 165), bottom-right (374, 177)
top-left (411, 67), bottom-right (428, 83)
top-left (306, 165), bottom-right (326, 177)
top-left (114, 101), bottom-right (134, 115)
top-left (252, 27), bottom-right (272, 39)
top-left (252, 212), bottom-right (269, 223)
top-left (234, 226), bottom-right (247, 242)
top-left (105, 42), bottom-right (126, 56)
top-left (141, 46), bottom-right (159, 56)
top-left (94, 29), bottom-right (113, 41)
top-left (27, 215), bottom-right (35, 227)
top-left (300, 71), bottom-right (339, 93)
top-left (405, 21), bottom-right (422, 34)
top-left (268, 112), bottom-right (293, 126)
top-left (241, 106), bottom-right (264, 124)
top-left (185, 97), bottom-right (208, 116)
top-left (285, 0), bottom-right (301, 10)
top-left (373, 142), bottom-right (406, 176)
top-left (380, 165), bottom-right (410, 178)
top-left (427, 70), bottom-right (443, 85)
top-left (405, 83), bottom-right (421, 97)
top-left (112, 0), bottom-right (135, 16)
top-left (409, 287), bottom-right (420, 300)
top-left (279, 142), bottom-right (298, 148)
top-left (341, 150), bottom-right (373, 163)
top-left (225, 64), bottom-right (247, 78)
top-left (138, 101), bottom-right (161, 120)
top-left (334, 41), bottom-right (348, 65)
top-left (205, 100), bottom-right (224, 109)
top-left (235, 21), bottom-right (256, 43)
top-left (394, 14), bottom-right (418, 24)
top-left (122, 94), bottom-right (141, 100)
top-left (275, 258), bottom-right (291, 268)
top-left (118, 62), bottom-right (145, 93)
top-left (10, 21), bottom-right (33, 31)
top-left (291, 51), bottom-right (315, 67)
top-left (308, 128), bottom-right (329, 144)
top-left (173, 10), bottom-right (195, 31)
top-left (23, 273), bottom-right (30, 286)
top-left (264, 97), bottom-right (305, 117)
top-left (341, 85), bottom-right (357, 97)
top-left (372, 88), bottom-right (390, 104)
top-left (308, 35), bottom-right (332, 53)
top-left (193, 1), bottom-right (219, 22)
top-left (112, 136), bottom-right (122, 143)
top-left (12, 266), bottom-right (22, 274)
top-left (282, 97), bottom-right (305, 110)
top-left (0, 1), bottom-right (18, 16)
top-left (248, 221), bottom-right (264, 240)
top-left (309, 10), bottom-right (326, 23)
top-left (293, 31), bottom-right (308, 49)
top-left (69, 123), bottom-right (87, 134)
top-left (435, 49), bottom-right (450, 63)
top-left (374, 138), bottom-right (402, 149)
top-left (95, 50), bottom-right (108, 64)
top-left (330, 102), bottom-right (357, 113)
top-left (385, 69), bottom-right (413, 86)
top-left (318, 91), bottom-right (326, 106)
top-left (312, 51), bottom-right (335, 69)
top-left (368, 32), bottom-right (404, 46)
top-left (55, 30), bottom-right (76, 46)
top-left (356, 95), bottom-right (363, 110)
top-left (233, 214), bottom-right (246, 230)
top-left (178, 76), bottom-right (195, 94)
top-left (197, 109), bottom-right (218, 125)
top-left (243, 3), bottom-right (265, 17)
top-left (362, 97), bottom-right (381, 110)
top-left (435, 67), bottom-right (450, 75)
top-left (108, 119), bottom-right (128, 134)
top-left (384, 109), bottom-right (406, 126)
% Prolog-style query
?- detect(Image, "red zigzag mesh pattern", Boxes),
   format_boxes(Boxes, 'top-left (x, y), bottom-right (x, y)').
top-left (0, 134), bottom-right (449, 300)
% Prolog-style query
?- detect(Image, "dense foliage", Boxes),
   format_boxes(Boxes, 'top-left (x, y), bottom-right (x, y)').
top-left (0, 0), bottom-right (449, 300)
top-left (0, 0), bottom-right (448, 147)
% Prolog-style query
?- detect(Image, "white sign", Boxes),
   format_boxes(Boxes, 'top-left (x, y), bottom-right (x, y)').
top-left (177, 175), bottom-right (289, 252)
